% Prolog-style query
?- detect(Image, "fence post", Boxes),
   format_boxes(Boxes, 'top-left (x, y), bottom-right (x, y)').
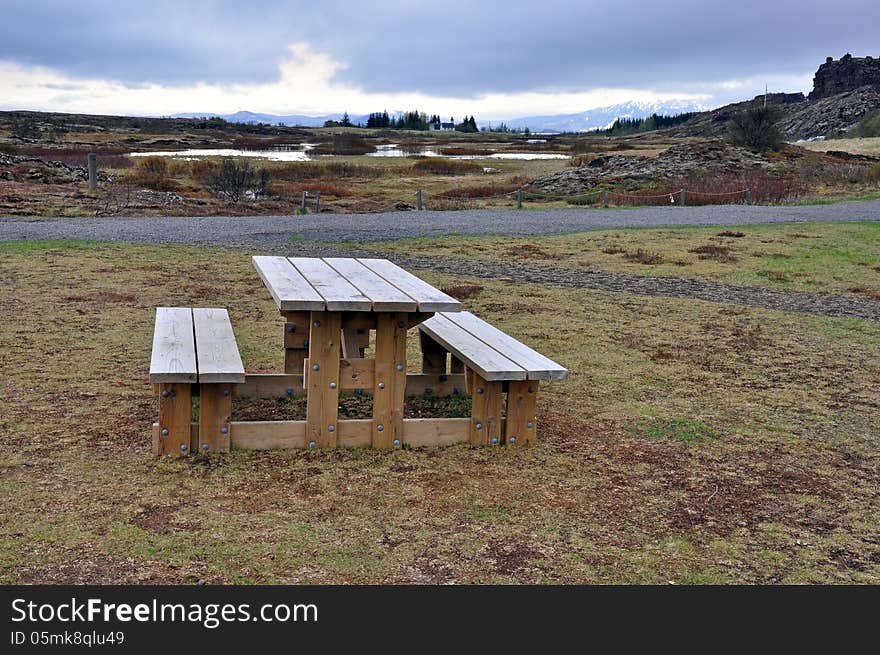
top-left (315, 191), bottom-right (321, 214)
top-left (746, 188), bottom-right (752, 204)
top-left (516, 189), bottom-right (522, 209)
top-left (601, 189), bottom-right (607, 208)
top-left (679, 188), bottom-right (686, 206)
top-left (87, 153), bottom-right (97, 191)
top-left (416, 190), bottom-right (422, 211)
top-left (301, 191), bottom-right (307, 214)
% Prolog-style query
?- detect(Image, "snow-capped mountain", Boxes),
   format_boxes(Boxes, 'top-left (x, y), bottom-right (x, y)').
top-left (485, 100), bottom-right (711, 133)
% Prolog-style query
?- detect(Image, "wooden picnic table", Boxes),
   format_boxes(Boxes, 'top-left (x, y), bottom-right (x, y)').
top-left (252, 256), bottom-right (461, 448)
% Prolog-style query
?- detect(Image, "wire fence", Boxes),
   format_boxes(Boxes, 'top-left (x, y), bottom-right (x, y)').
top-left (294, 185), bottom-right (755, 213)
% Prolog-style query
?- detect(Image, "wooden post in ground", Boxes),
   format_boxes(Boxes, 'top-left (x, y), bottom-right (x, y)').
top-left (416, 190), bottom-right (422, 210)
top-left (372, 313), bottom-right (407, 448)
top-left (679, 188), bottom-right (686, 206)
top-left (305, 312), bottom-right (342, 447)
top-left (469, 374), bottom-right (503, 445)
top-left (504, 380), bottom-right (538, 446)
top-left (601, 189), bottom-right (607, 207)
top-left (315, 191), bottom-right (321, 214)
top-left (301, 191), bottom-right (308, 214)
top-left (156, 383), bottom-right (192, 456)
top-left (87, 153), bottom-right (97, 190)
top-left (516, 188), bottom-right (523, 209)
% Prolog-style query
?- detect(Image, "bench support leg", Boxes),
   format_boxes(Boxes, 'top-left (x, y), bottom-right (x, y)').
top-left (306, 312), bottom-right (342, 447)
top-left (470, 374), bottom-right (503, 446)
top-left (283, 311), bottom-right (310, 376)
top-left (199, 383), bottom-right (233, 453)
top-left (156, 383), bottom-right (192, 456)
top-left (373, 313), bottom-right (407, 448)
top-left (505, 380), bottom-right (538, 446)
top-left (420, 331), bottom-right (448, 375)
top-left (342, 328), bottom-right (369, 359)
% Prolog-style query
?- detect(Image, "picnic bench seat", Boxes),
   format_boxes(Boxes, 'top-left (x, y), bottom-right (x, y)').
top-left (418, 311), bottom-right (568, 446)
top-left (149, 307), bottom-right (245, 455)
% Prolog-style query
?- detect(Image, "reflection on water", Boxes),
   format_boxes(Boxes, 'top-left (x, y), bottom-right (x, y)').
top-left (129, 144), bottom-right (314, 161)
top-left (130, 142), bottom-right (568, 161)
top-left (366, 145), bottom-right (567, 160)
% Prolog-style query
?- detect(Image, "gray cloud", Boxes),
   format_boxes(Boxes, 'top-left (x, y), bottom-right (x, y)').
top-left (3, 0), bottom-right (879, 98)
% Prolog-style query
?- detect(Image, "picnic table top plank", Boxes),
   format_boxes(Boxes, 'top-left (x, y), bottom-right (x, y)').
top-left (288, 257), bottom-right (373, 311)
top-left (357, 258), bottom-right (461, 312)
top-left (441, 311), bottom-right (568, 381)
top-left (252, 256), bottom-right (325, 312)
top-left (192, 308), bottom-right (246, 384)
top-left (253, 256), bottom-right (461, 314)
top-left (149, 307), bottom-right (198, 384)
top-left (419, 313), bottom-right (528, 381)
top-left (323, 258), bottom-right (418, 312)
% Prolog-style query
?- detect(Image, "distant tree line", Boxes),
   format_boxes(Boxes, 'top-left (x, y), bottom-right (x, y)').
top-left (600, 112), bottom-right (697, 135)
top-left (325, 110), bottom-right (481, 132)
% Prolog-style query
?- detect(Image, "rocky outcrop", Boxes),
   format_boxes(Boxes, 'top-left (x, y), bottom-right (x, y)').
top-left (531, 141), bottom-right (771, 195)
top-left (0, 153), bottom-right (89, 183)
top-left (810, 54), bottom-right (880, 100)
top-left (781, 86), bottom-right (880, 140)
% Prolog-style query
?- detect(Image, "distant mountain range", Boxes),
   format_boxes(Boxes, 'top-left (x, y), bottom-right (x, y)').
top-left (172, 100), bottom-right (709, 133)
top-left (170, 110), bottom-right (370, 128)
top-left (489, 100), bottom-right (710, 133)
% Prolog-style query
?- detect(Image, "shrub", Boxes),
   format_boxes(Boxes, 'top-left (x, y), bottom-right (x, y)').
top-left (727, 105), bottom-right (784, 151)
top-left (207, 158), bottom-right (270, 202)
top-left (0, 143), bottom-right (20, 155)
top-left (20, 146), bottom-right (132, 169)
top-left (127, 156), bottom-right (176, 190)
top-left (438, 147), bottom-right (493, 156)
top-left (848, 111), bottom-right (880, 138)
top-left (411, 158), bottom-right (482, 175)
top-left (190, 159), bottom-right (219, 184)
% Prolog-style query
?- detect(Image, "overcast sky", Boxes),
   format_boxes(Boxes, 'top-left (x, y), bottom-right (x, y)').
top-left (1, 0), bottom-right (877, 118)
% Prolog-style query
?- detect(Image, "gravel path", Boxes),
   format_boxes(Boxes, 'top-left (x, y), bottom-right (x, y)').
top-left (3, 202), bottom-right (880, 322)
top-left (2, 199), bottom-right (880, 244)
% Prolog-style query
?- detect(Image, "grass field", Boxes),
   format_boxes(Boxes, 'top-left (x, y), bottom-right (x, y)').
top-left (362, 221), bottom-right (880, 297)
top-left (1, 233), bottom-right (878, 584)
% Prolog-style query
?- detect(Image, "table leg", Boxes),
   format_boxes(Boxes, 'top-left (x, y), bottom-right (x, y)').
top-left (372, 312), bottom-right (407, 448)
top-left (306, 311), bottom-right (342, 447)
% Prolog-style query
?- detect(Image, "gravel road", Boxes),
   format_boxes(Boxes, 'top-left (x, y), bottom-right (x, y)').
top-left (4, 202), bottom-right (880, 322)
top-left (2, 199), bottom-right (880, 245)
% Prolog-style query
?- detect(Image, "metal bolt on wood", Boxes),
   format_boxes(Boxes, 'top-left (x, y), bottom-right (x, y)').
top-left (491, 437), bottom-right (499, 445)
top-left (309, 441), bottom-right (316, 449)
top-left (220, 427), bottom-right (228, 434)
top-left (393, 439), bottom-right (401, 448)
top-left (477, 387), bottom-right (484, 394)
top-left (328, 425), bottom-right (335, 433)
top-left (223, 388), bottom-right (229, 396)
top-left (475, 422), bottom-right (483, 430)
top-left (313, 320), bottom-right (320, 328)
top-left (161, 428), bottom-right (168, 436)
top-left (202, 444), bottom-right (209, 451)
top-left (180, 444), bottom-right (188, 452)
top-left (527, 421), bottom-right (534, 428)
top-left (377, 424), bottom-right (384, 432)
top-left (396, 363), bottom-right (404, 371)
top-left (312, 364), bottom-right (320, 371)
top-left (286, 388), bottom-right (294, 396)
top-left (286, 324), bottom-right (295, 333)
top-left (509, 437), bottom-right (517, 445)
top-left (330, 382), bottom-right (337, 389)
top-left (378, 382), bottom-right (385, 389)
top-left (161, 389), bottom-right (170, 398)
